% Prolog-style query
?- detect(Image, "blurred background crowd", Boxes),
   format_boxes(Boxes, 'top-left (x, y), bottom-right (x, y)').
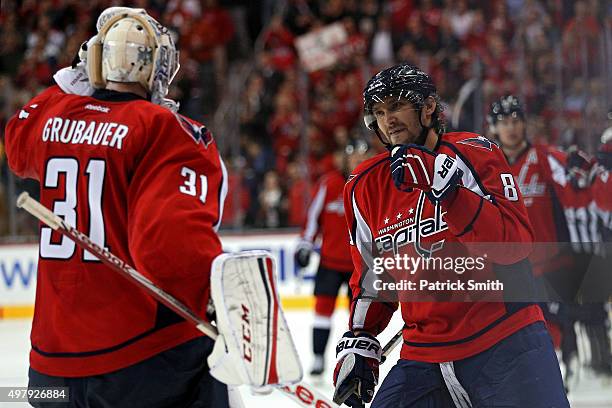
top-left (0, 0), bottom-right (611, 237)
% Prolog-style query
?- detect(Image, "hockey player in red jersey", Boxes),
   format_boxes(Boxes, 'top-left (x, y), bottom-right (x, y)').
top-left (295, 140), bottom-right (371, 376)
top-left (332, 64), bottom-right (569, 407)
top-left (593, 128), bottom-right (612, 244)
top-left (5, 8), bottom-right (232, 407)
top-left (487, 95), bottom-right (597, 299)
top-left (487, 95), bottom-right (604, 385)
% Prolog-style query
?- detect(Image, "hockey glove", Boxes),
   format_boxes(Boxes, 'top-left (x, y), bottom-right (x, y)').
top-left (294, 241), bottom-right (313, 268)
top-left (333, 331), bottom-right (382, 407)
top-left (566, 145), bottom-right (595, 189)
top-left (390, 144), bottom-right (463, 202)
top-left (295, 248), bottom-right (311, 268)
top-left (597, 145), bottom-right (612, 171)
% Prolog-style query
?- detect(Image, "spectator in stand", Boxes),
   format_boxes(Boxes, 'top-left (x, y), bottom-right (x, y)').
top-left (286, 160), bottom-right (311, 227)
top-left (446, 0), bottom-right (476, 42)
top-left (488, 0), bottom-right (514, 42)
top-left (258, 170), bottom-right (287, 228)
top-left (562, 0), bottom-right (601, 76)
top-left (396, 11), bottom-right (437, 54)
top-left (183, 0), bottom-right (234, 118)
top-left (370, 15), bottom-right (394, 65)
top-left (261, 14), bottom-right (296, 71)
top-left (285, 0), bottom-right (318, 36)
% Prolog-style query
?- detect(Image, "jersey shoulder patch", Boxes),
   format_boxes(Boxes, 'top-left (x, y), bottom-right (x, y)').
top-left (174, 113), bottom-right (214, 147)
top-left (457, 135), bottom-right (498, 151)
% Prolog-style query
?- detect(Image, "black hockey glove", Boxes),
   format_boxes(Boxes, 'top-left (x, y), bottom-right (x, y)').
top-left (566, 145), bottom-right (594, 189)
top-left (597, 145), bottom-right (612, 171)
top-left (294, 247), bottom-right (312, 268)
top-left (333, 331), bottom-right (381, 407)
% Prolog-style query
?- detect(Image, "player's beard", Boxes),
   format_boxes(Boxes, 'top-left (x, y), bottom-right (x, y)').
top-left (387, 124), bottom-right (428, 147)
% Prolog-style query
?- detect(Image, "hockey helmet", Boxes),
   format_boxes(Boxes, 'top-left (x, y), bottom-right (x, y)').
top-left (345, 138), bottom-right (370, 156)
top-left (487, 95), bottom-right (525, 128)
top-left (363, 63), bottom-right (437, 132)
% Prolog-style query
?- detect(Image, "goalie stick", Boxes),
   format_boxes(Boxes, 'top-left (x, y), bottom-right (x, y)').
top-left (333, 329), bottom-right (404, 406)
top-left (16, 192), bottom-right (337, 408)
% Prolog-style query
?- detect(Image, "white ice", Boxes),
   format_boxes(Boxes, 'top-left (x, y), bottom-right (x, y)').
top-left (1, 311), bottom-right (610, 407)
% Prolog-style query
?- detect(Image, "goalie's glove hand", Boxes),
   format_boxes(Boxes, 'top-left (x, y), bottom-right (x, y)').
top-left (295, 248), bottom-right (311, 268)
top-left (333, 331), bottom-right (381, 407)
top-left (390, 144), bottom-right (463, 203)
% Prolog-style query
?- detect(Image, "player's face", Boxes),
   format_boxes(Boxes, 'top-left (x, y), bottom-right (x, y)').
top-left (347, 151), bottom-right (370, 172)
top-left (372, 96), bottom-right (422, 145)
top-left (496, 116), bottom-right (525, 148)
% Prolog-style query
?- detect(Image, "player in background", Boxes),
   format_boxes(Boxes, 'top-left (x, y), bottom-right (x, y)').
top-left (333, 64), bottom-right (569, 407)
top-left (592, 120), bottom-right (612, 244)
top-left (584, 127), bottom-right (612, 377)
top-left (5, 8), bottom-right (232, 407)
top-left (295, 140), bottom-right (372, 377)
top-left (487, 95), bottom-right (602, 385)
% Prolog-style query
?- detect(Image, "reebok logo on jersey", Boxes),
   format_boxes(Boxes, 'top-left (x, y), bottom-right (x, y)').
top-left (85, 104), bottom-right (110, 113)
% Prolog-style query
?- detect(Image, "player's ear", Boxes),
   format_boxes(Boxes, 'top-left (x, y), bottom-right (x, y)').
top-left (421, 96), bottom-right (436, 126)
top-left (423, 96), bottom-right (436, 116)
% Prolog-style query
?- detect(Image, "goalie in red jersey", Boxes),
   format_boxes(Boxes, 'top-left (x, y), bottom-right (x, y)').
top-left (332, 64), bottom-right (569, 408)
top-left (5, 7), bottom-right (235, 407)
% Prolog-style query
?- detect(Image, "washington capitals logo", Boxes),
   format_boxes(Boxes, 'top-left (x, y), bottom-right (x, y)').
top-left (176, 114), bottom-right (213, 148)
top-left (457, 136), bottom-right (497, 151)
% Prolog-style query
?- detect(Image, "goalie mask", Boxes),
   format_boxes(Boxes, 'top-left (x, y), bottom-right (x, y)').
top-left (88, 11), bottom-right (180, 106)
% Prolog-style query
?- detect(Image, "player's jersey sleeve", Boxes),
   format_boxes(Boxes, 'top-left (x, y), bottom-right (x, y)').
top-left (5, 85), bottom-right (64, 180)
top-left (344, 160), bottom-right (397, 335)
top-left (299, 178), bottom-right (327, 246)
top-left (439, 136), bottom-right (534, 264)
top-left (126, 111), bottom-right (227, 311)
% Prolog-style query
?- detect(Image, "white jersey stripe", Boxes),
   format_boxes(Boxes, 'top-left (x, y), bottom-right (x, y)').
top-left (214, 154), bottom-right (229, 232)
top-left (351, 190), bottom-right (378, 329)
top-left (303, 181), bottom-right (327, 242)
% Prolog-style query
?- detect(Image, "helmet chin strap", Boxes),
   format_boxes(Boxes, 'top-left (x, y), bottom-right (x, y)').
top-left (416, 107), bottom-right (433, 146)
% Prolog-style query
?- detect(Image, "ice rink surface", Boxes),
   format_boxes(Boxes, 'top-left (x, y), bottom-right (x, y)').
top-left (1, 311), bottom-right (611, 407)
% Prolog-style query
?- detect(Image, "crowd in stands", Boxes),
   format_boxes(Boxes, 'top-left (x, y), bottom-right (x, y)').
top-left (0, 0), bottom-right (610, 235)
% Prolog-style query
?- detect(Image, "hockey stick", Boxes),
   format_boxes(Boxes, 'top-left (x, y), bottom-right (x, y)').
top-left (16, 192), bottom-right (337, 408)
top-left (332, 329), bottom-right (404, 406)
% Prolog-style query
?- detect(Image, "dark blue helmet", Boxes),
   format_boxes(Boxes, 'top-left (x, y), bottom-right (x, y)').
top-left (487, 95), bottom-right (525, 127)
top-left (363, 63), bottom-right (437, 131)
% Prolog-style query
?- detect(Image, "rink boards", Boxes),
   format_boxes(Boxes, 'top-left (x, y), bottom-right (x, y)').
top-left (0, 232), bottom-right (348, 319)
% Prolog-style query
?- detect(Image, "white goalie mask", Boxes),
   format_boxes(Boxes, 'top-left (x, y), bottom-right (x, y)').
top-left (88, 11), bottom-right (180, 106)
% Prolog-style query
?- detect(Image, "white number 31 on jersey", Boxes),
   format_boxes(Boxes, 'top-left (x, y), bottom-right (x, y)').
top-left (179, 166), bottom-right (207, 204)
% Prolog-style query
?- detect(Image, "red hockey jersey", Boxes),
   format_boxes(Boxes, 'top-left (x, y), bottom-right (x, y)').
top-left (592, 166), bottom-right (612, 241)
top-left (507, 143), bottom-right (597, 274)
top-left (300, 169), bottom-right (353, 272)
top-left (5, 86), bottom-right (227, 377)
top-left (344, 132), bottom-right (543, 363)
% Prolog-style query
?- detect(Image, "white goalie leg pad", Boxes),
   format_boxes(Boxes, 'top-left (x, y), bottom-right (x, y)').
top-left (208, 250), bottom-right (303, 387)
